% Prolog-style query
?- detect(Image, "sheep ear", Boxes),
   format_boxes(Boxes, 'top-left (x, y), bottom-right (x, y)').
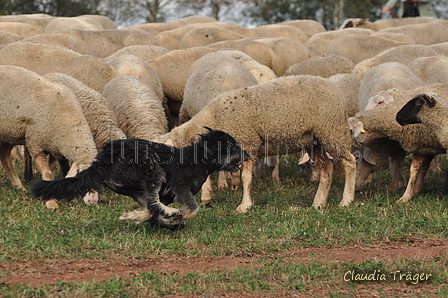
top-left (203, 126), bottom-right (213, 131)
top-left (344, 20), bottom-right (354, 28)
top-left (348, 117), bottom-right (366, 143)
top-left (165, 139), bottom-right (175, 146)
top-left (421, 93), bottom-right (436, 108)
top-left (362, 147), bottom-right (376, 165)
top-left (357, 18), bottom-right (368, 26)
top-left (298, 152), bottom-right (310, 165)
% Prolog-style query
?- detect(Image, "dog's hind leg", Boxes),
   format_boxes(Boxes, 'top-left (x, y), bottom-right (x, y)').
top-left (119, 209), bottom-right (152, 224)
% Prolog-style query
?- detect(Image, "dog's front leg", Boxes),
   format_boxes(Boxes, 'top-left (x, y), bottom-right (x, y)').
top-left (173, 186), bottom-right (200, 220)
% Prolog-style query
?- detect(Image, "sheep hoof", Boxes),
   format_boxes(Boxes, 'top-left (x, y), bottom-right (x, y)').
top-left (236, 204), bottom-right (251, 213)
top-left (396, 197), bottom-right (410, 203)
top-left (45, 199), bottom-right (60, 212)
top-left (312, 203), bottom-right (325, 210)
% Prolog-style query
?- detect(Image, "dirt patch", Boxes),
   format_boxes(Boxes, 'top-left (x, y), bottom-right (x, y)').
top-left (1, 238), bottom-right (447, 296)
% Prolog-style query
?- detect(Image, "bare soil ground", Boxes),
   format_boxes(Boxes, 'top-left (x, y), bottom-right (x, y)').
top-left (2, 238), bottom-right (447, 297)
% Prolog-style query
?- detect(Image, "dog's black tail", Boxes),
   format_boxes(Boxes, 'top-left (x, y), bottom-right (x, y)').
top-left (32, 166), bottom-right (105, 201)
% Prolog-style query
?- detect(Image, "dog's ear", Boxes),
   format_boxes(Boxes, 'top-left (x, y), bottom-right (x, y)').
top-left (204, 126), bottom-right (213, 131)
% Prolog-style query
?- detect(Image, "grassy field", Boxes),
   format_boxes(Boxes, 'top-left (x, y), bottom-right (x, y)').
top-left (1, 156), bottom-right (448, 297)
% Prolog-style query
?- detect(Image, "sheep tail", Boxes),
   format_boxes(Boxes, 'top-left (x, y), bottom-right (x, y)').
top-left (32, 166), bottom-right (105, 202)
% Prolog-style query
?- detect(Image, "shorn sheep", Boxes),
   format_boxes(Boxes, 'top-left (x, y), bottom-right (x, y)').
top-left (396, 92), bottom-right (448, 194)
top-left (0, 65), bottom-right (98, 205)
top-left (179, 52), bottom-right (259, 204)
top-left (350, 88), bottom-right (446, 203)
top-left (156, 75), bottom-right (357, 212)
top-left (146, 46), bottom-right (217, 127)
top-left (0, 41), bottom-right (117, 93)
top-left (43, 72), bottom-right (126, 148)
top-left (102, 76), bottom-right (168, 141)
top-left (358, 62), bottom-right (424, 111)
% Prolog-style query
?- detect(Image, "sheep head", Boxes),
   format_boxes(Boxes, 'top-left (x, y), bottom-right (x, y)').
top-left (396, 92), bottom-right (438, 126)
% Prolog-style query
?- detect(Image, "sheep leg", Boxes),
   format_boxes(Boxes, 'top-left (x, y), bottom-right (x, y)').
top-left (217, 171), bottom-right (229, 190)
top-left (33, 152), bottom-right (54, 181)
top-left (397, 154), bottom-right (432, 203)
top-left (200, 176), bottom-right (213, 205)
top-left (271, 155), bottom-right (280, 181)
top-left (0, 142), bottom-right (25, 189)
top-left (429, 157), bottom-right (443, 174)
top-left (388, 151), bottom-right (407, 192)
top-left (338, 154), bottom-right (357, 207)
top-left (237, 159), bottom-right (254, 213)
top-left (311, 151), bottom-right (334, 209)
top-left (229, 171), bottom-right (241, 190)
top-left (413, 155), bottom-right (433, 195)
top-left (48, 154), bottom-right (58, 177)
top-left (23, 146), bottom-right (33, 182)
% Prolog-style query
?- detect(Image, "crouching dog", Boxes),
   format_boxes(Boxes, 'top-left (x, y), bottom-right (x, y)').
top-left (32, 128), bottom-right (250, 230)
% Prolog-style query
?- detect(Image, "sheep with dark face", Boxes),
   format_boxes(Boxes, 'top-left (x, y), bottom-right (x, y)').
top-left (350, 87), bottom-right (448, 203)
top-left (396, 92), bottom-right (448, 150)
top-left (396, 92), bottom-right (448, 195)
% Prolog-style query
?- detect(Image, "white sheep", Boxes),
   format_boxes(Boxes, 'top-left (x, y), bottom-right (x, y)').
top-left (180, 52), bottom-right (258, 123)
top-left (379, 22), bottom-right (448, 46)
top-left (396, 94), bottom-right (448, 194)
top-left (209, 21), bottom-right (258, 37)
top-left (0, 13), bottom-right (54, 32)
top-left (106, 45), bottom-right (169, 61)
top-left (60, 29), bottom-right (160, 58)
top-left (353, 62), bottom-right (424, 191)
top-left (326, 34), bottom-right (409, 64)
top-left (123, 15), bottom-right (217, 37)
top-left (44, 16), bottom-right (101, 34)
top-left (305, 28), bottom-right (374, 56)
top-left (0, 65), bottom-right (97, 190)
top-left (279, 19), bottom-right (326, 37)
top-left (43, 72), bottom-right (126, 148)
top-left (358, 62), bottom-right (424, 111)
top-left (254, 37), bottom-right (313, 76)
top-left (352, 44), bottom-right (441, 79)
top-left (156, 75), bottom-right (357, 212)
top-left (178, 26), bottom-right (246, 49)
top-left (146, 46), bottom-right (217, 127)
top-left (339, 17), bottom-right (438, 31)
top-left (328, 73), bottom-right (361, 117)
top-left (106, 54), bottom-right (164, 101)
top-left (350, 85), bottom-right (448, 202)
top-left (0, 41), bottom-right (117, 93)
top-left (0, 31), bottom-right (23, 46)
top-left (155, 23), bottom-right (215, 50)
top-left (371, 31), bottom-right (415, 44)
top-left (285, 54), bottom-right (355, 78)
top-left (77, 15), bottom-right (117, 30)
top-left (253, 24), bottom-right (309, 43)
top-left (179, 52), bottom-right (259, 204)
top-left (408, 56), bottom-right (448, 84)
top-left (430, 42), bottom-right (448, 57)
top-left (22, 32), bottom-right (96, 56)
top-left (207, 38), bottom-right (277, 70)
top-left (216, 49), bottom-right (277, 83)
top-left (0, 22), bottom-right (43, 38)
top-left (102, 76), bottom-right (168, 140)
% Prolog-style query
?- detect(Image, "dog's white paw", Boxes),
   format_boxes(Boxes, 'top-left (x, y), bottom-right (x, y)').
top-left (119, 209), bottom-right (152, 224)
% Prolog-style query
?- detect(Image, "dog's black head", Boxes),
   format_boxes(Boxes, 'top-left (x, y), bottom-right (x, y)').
top-left (396, 92), bottom-right (437, 126)
top-left (199, 127), bottom-right (250, 172)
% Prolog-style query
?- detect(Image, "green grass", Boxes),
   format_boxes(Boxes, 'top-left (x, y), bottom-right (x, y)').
top-left (1, 156), bottom-right (448, 297)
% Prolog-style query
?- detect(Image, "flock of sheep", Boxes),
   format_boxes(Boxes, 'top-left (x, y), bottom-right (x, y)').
top-left (1, 13), bottom-right (448, 214)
